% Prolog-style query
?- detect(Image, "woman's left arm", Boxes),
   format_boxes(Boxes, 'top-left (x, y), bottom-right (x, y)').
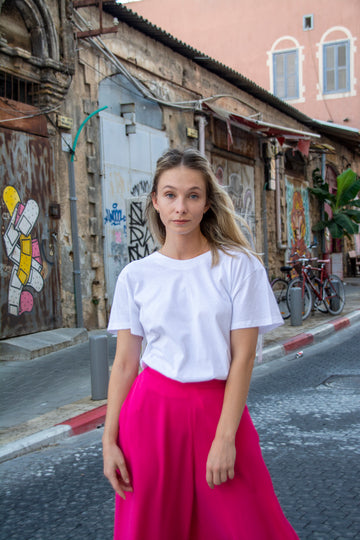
top-left (206, 326), bottom-right (259, 489)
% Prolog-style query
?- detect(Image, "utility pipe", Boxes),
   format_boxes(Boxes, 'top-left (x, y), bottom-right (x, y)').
top-left (320, 152), bottom-right (326, 255)
top-left (275, 148), bottom-right (287, 250)
top-left (68, 105), bottom-right (108, 328)
top-left (262, 179), bottom-right (269, 270)
top-left (197, 115), bottom-right (206, 156)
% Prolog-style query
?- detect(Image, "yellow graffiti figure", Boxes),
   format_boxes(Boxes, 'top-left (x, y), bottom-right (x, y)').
top-left (4, 186), bottom-right (33, 285)
top-left (2, 186), bottom-right (44, 316)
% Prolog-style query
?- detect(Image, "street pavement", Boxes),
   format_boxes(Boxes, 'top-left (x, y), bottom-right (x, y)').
top-left (0, 323), bottom-right (359, 539)
top-left (0, 278), bottom-right (359, 463)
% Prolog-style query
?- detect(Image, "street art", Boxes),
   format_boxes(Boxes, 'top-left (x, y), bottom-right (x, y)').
top-left (126, 197), bottom-right (156, 261)
top-left (215, 166), bottom-right (225, 185)
top-left (130, 180), bottom-right (151, 197)
top-left (213, 159), bottom-right (256, 243)
top-left (286, 179), bottom-right (311, 260)
top-left (2, 186), bottom-right (44, 316)
top-left (104, 203), bottom-right (126, 227)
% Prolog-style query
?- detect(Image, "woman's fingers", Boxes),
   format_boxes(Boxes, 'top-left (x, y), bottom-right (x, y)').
top-left (206, 465), bottom-right (235, 489)
top-left (206, 438), bottom-right (236, 488)
top-left (103, 444), bottom-right (133, 499)
top-left (116, 452), bottom-right (131, 486)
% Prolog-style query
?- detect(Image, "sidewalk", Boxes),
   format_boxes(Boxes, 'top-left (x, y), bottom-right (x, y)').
top-left (1, 278), bottom-right (359, 463)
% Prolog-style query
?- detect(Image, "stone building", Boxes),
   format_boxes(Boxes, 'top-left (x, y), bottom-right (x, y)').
top-left (0, 1), bottom-right (359, 338)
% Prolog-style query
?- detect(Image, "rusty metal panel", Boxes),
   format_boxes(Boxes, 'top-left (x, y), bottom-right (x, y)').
top-left (0, 128), bottom-right (62, 338)
top-left (0, 98), bottom-right (48, 138)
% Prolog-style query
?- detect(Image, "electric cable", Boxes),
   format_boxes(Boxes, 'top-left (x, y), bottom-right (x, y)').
top-left (72, 9), bottom-right (260, 115)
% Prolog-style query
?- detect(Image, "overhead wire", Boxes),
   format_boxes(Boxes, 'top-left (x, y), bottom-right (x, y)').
top-left (72, 9), bottom-right (260, 115)
top-left (0, 103), bottom-right (62, 123)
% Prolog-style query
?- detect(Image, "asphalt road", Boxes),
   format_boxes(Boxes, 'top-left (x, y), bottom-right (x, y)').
top-left (1, 324), bottom-right (359, 540)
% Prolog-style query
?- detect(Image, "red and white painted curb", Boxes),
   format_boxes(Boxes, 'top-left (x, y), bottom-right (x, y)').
top-left (58, 404), bottom-right (107, 436)
top-left (261, 309), bottom-right (360, 364)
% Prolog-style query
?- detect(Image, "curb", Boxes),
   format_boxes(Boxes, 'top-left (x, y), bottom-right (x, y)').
top-left (0, 425), bottom-right (72, 463)
top-left (0, 328), bottom-right (88, 362)
top-left (58, 404), bottom-right (107, 436)
top-left (1, 310), bottom-right (360, 463)
top-left (260, 309), bottom-right (360, 363)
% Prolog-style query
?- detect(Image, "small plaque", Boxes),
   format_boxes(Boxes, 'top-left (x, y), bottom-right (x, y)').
top-left (57, 115), bottom-right (73, 130)
top-left (186, 127), bottom-right (199, 139)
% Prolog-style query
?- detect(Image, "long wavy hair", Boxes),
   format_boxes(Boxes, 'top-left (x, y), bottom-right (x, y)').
top-left (145, 148), bottom-right (260, 265)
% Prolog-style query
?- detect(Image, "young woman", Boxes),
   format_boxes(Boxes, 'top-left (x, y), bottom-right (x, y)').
top-left (103, 148), bottom-right (299, 539)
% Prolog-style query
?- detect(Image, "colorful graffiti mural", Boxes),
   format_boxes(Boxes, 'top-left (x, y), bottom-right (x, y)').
top-left (2, 186), bottom-right (44, 316)
top-left (213, 158), bottom-right (256, 244)
top-left (285, 179), bottom-right (311, 260)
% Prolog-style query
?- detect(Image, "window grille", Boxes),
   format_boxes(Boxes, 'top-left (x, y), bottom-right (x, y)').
top-left (0, 72), bottom-right (40, 106)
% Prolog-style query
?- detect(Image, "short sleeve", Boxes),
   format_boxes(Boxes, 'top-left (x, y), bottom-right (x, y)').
top-left (230, 263), bottom-right (284, 334)
top-left (107, 271), bottom-right (144, 337)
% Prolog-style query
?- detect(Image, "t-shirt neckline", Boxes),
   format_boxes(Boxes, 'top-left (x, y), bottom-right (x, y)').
top-left (152, 249), bottom-right (211, 268)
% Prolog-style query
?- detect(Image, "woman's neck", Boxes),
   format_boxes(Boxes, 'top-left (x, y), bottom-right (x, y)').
top-left (160, 234), bottom-right (210, 260)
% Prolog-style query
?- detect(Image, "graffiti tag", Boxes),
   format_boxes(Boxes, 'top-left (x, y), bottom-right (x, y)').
top-left (104, 203), bottom-right (126, 226)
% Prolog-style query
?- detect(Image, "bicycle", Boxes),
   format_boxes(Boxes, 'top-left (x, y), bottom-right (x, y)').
top-left (286, 258), bottom-right (345, 320)
top-left (270, 265), bottom-right (293, 319)
top-left (270, 244), bottom-right (319, 320)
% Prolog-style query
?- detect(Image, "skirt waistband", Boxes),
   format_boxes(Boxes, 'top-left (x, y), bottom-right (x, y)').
top-left (139, 366), bottom-right (226, 398)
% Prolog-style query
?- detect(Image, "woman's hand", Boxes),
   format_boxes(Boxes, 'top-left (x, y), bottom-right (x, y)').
top-left (103, 440), bottom-right (133, 499)
top-left (206, 436), bottom-right (236, 489)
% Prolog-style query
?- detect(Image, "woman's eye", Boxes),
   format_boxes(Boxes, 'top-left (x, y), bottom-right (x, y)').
top-left (189, 193), bottom-right (199, 199)
top-left (165, 193), bottom-right (175, 199)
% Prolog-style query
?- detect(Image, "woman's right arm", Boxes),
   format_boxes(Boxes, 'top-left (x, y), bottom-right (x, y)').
top-left (102, 329), bottom-right (142, 499)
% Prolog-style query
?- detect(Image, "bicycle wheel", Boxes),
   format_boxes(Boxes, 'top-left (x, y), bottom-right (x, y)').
top-left (311, 277), bottom-right (328, 313)
top-left (322, 275), bottom-right (345, 315)
top-left (271, 278), bottom-right (290, 319)
top-left (286, 277), bottom-right (313, 320)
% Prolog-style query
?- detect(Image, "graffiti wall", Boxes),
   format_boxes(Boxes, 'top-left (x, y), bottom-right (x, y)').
top-left (0, 129), bottom-right (61, 338)
top-left (212, 156), bottom-right (256, 245)
top-left (126, 196), bottom-right (156, 262)
top-left (285, 177), bottom-right (311, 260)
top-left (100, 107), bottom-right (168, 304)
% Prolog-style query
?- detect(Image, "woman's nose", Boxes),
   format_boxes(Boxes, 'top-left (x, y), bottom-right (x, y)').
top-left (175, 197), bottom-right (187, 213)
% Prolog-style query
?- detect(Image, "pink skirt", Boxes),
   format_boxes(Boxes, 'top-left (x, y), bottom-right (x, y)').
top-left (114, 367), bottom-right (299, 540)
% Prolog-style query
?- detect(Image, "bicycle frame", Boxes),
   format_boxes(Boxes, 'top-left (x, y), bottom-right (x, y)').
top-left (299, 259), bottom-right (342, 307)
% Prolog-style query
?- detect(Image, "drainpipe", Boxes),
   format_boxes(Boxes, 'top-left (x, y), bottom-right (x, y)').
top-left (68, 105), bottom-right (108, 328)
top-left (275, 147), bottom-right (287, 250)
top-left (262, 180), bottom-right (269, 270)
top-left (196, 115), bottom-right (206, 156)
top-left (320, 152), bottom-right (326, 255)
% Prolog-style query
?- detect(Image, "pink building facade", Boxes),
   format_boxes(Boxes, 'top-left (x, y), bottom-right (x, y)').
top-left (123, 0), bottom-right (360, 129)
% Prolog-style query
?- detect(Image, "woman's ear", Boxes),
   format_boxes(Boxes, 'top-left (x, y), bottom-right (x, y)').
top-left (151, 192), bottom-right (159, 213)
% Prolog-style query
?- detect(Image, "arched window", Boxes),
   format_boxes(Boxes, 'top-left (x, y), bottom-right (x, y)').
top-left (268, 36), bottom-right (304, 103)
top-left (318, 27), bottom-right (355, 99)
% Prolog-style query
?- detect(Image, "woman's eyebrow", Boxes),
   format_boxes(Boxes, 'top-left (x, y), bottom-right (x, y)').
top-left (160, 185), bottom-right (203, 191)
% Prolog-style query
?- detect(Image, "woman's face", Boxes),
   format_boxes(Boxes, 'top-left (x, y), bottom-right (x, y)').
top-left (152, 165), bottom-right (209, 239)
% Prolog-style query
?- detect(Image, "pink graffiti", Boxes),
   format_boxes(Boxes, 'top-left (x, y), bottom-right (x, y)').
top-left (32, 239), bottom-right (42, 264)
top-left (19, 291), bottom-right (34, 314)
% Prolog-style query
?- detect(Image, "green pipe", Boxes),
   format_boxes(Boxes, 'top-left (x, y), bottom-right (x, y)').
top-left (71, 105), bottom-right (108, 161)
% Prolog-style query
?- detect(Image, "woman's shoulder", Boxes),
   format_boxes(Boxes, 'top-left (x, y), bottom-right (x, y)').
top-left (118, 251), bottom-right (159, 280)
top-left (219, 247), bottom-right (264, 274)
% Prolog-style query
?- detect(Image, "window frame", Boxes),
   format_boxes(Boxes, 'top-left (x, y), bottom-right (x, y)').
top-left (273, 49), bottom-right (300, 100)
top-left (323, 40), bottom-right (350, 95)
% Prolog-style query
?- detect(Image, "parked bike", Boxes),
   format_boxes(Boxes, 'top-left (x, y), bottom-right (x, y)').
top-left (286, 258), bottom-right (345, 320)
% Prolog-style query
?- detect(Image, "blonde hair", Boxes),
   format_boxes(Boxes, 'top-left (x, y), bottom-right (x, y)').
top-left (145, 148), bottom-right (261, 265)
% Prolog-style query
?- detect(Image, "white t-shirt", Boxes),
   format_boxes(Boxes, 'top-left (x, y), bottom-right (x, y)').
top-left (108, 249), bottom-right (283, 382)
